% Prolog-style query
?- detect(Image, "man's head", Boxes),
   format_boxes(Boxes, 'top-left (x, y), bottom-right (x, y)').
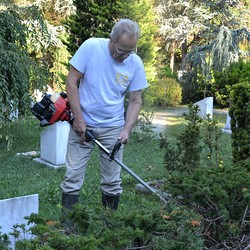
top-left (109, 19), bottom-right (140, 63)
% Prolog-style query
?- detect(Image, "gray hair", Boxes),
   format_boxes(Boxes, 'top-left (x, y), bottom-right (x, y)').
top-left (110, 19), bottom-right (140, 43)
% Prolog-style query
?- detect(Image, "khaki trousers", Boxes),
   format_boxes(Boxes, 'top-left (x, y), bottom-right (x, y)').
top-left (60, 126), bottom-right (123, 196)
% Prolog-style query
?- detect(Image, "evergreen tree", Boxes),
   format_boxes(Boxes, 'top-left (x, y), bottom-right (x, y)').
top-left (64, 0), bottom-right (123, 55)
top-left (154, 0), bottom-right (247, 72)
top-left (182, 26), bottom-right (250, 104)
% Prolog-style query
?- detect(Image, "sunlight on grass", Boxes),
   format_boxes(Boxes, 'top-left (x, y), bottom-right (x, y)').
top-left (165, 116), bottom-right (186, 126)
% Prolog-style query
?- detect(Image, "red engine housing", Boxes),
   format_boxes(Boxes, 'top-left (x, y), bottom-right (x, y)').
top-left (30, 92), bottom-right (73, 127)
top-left (49, 95), bottom-right (71, 125)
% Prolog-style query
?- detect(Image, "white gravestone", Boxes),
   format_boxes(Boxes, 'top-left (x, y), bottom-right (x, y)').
top-left (0, 194), bottom-right (39, 247)
top-left (39, 121), bottom-right (70, 166)
top-left (222, 113), bottom-right (232, 134)
top-left (194, 97), bottom-right (213, 119)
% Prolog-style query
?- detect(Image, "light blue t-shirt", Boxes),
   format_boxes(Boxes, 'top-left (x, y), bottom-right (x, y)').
top-left (69, 38), bottom-right (148, 127)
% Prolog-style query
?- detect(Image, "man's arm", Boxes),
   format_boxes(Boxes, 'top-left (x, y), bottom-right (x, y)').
top-left (66, 66), bottom-right (86, 141)
top-left (119, 90), bottom-right (142, 143)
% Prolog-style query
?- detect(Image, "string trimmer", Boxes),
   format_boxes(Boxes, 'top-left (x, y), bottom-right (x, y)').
top-left (31, 92), bottom-right (168, 205)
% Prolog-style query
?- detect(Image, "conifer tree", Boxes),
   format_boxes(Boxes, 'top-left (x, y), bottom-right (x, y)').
top-left (154, 0), bottom-right (249, 72)
top-left (64, 0), bottom-right (123, 55)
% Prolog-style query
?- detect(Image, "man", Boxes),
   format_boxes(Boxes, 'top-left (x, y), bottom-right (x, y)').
top-left (60, 19), bottom-right (148, 213)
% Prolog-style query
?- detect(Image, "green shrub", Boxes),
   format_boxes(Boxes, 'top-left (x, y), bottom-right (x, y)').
top-left (0, 230), bottom-right (10, 249)
top-left (15, 202), bottom-right (203, 250)
top-left (160, 103), bottom-right (250, 247)
top-left (229, 82), bottom-right (250, 163)
top-left (151, 77), bottom-right (182, 107)
top-left (180, 69), bottom-right (213, 104)
top-left (159, 103), bottom-right (202, 171)
top-left (213, 60), bottom-right (250, 107)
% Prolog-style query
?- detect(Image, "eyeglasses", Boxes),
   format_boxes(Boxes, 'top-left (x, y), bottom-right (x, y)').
top-left (115, 43), bottom-right (137, 55)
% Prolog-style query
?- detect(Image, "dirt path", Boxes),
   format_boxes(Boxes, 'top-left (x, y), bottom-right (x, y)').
top-left (151, 107), bottom-right (228, 133)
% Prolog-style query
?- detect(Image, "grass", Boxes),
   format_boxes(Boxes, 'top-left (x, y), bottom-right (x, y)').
top-left (0, 114), bottom-right (168, 220)
top-left (1, 109), bottom-right (235, 249)
top-left (0, 110), bottom-right (229, 201)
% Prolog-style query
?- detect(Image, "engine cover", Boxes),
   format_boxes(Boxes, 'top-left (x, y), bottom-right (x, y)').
top-left (31, 92), bottom-right (72, 127)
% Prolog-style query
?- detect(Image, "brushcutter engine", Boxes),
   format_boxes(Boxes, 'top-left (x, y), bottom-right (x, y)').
top-left (31, 92), bottom-right (72, 127)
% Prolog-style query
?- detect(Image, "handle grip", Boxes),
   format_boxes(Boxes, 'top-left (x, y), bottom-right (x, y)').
top-left (109, 139), bottom-right (122, 161)
top-left (85, 129), bottom-right (95, 142)
top-left (85, 130), bottom-right (121, 161)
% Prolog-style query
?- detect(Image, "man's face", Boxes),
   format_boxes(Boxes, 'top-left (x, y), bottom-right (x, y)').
top-left (110, 33), bottom-right (137, 63)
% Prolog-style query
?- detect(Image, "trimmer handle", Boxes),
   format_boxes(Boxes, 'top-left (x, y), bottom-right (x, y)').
top-left (85, 129), bottom-right (95, 142)
top-left (109, 139), bottom-right (122, 161)
top-left (85, 129), bottom-right (122, 161)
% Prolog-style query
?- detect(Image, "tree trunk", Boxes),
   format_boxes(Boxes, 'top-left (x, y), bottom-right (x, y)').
top-left (181, 38), bottom-right (188, 70)
top-left (170, 41), bottom-right (176, 73)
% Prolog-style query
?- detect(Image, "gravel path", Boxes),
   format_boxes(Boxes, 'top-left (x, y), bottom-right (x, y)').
top-left (151, 107), bottom-right (228, 133)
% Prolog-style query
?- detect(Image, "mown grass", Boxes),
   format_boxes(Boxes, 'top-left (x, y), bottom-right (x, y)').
top-left (0, 111), bottom-right (228, 209)
top-left (0, 109), bottom-right (232, 249)
top-left (0, 113), bottom-right (169, 220)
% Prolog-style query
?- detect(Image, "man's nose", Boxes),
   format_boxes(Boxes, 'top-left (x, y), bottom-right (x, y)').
top-left (122, 53), bottom-right (130, 59)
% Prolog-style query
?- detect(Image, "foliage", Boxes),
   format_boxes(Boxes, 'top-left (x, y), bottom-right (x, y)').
top-left (0, 1), bottom-right (74, 149)
top-left (154, 0), bottom-right (245, 72)
top-left (12, 201), bottom-right (204, 250)
top-left (213, 60), bottom-right (250, 107)
top-left (0, 7), bottom-right (50, 120)
top-left (229, 82), bottom-right (250, 163)
top-left (152, 77), bottom-right (182, 107)
top-left (63, 0), bottom-right (123, 55)
top-left (132, 108), bottom-right (156, 141)
top-left (159, 104), bottom-right (203, 171)
top-left (210, 27), bottom-right (250, 72)
top-left (181, 26), bottom-right (250, 104)
top-left (202, 115), bottom-right (222, 167)
top-left (23, 1), bottom-right (72, 92)
top-left (149, 65), bottom-right (182, 107)
top-left (0, 6), bottom-right (49, 150)
top-left (38, 0), bottom-right (75, 26)
top-left (0, 9), bottom-right (31, 119)
top-left (159, 103), bottom-right (250, 248)
top-left (0, 230), bottom-right (10, 249)
top-left (180, 68), bottom-right (212, 103)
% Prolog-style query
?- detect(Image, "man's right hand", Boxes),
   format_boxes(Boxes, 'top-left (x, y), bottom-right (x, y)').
top-left (73, 118), bottom-right (86, 143)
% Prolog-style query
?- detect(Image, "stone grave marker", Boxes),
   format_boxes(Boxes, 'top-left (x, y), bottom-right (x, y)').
top-left (34, 121), bottom-right (70, 168)
top-left (194, 97), bottom-right (213, 119)
top-left (222, 113), bottom-right (232, 134)
top-left (0, 194), bottom-right (39, 248)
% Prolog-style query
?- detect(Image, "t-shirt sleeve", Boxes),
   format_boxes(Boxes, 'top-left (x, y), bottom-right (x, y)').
top-left (69, 39), bottom-right (93, 74)
top-left (128, 57), bottom-right (148, 92)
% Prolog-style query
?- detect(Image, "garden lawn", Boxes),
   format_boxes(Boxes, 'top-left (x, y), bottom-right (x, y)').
top-left (1, 110), bottom-right (236, 250)
top-left (0, 114), bottom-right (167, 220)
